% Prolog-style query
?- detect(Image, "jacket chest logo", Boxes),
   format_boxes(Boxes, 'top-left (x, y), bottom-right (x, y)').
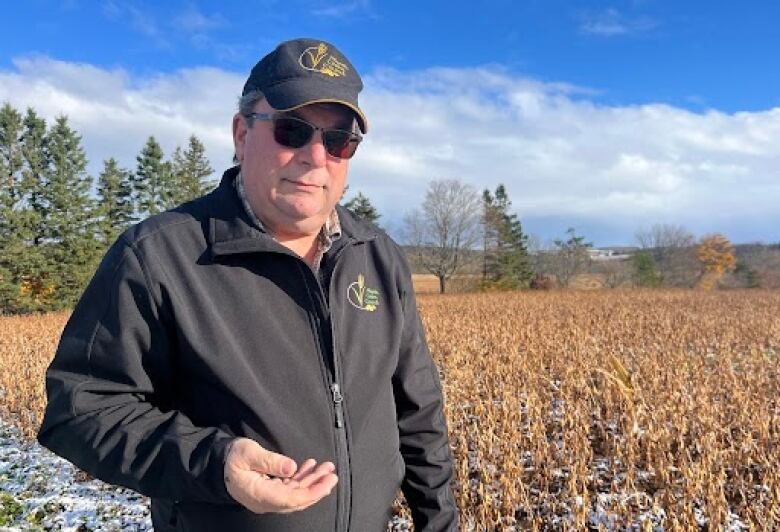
top-left (347, 273), bottom-right (380, 312)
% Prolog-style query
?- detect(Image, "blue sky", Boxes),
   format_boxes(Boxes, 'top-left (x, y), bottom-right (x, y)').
top-left (2, 1), bottom-right (779, 245)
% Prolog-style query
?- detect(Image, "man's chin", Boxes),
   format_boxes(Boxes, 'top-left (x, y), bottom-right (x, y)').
top-left (277, 207), bottom-right (330, 233)
top-left (281, 203), bottom-right (324, 220)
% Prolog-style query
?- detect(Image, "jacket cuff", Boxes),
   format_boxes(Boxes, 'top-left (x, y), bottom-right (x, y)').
top-left (210, 436), bottom-right (238, 504)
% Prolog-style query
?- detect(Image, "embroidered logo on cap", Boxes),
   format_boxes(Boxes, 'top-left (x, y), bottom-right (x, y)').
top-left (299, 43), bottom-right (349, 78)
top-left (347, 273), bottom-right (379, 312)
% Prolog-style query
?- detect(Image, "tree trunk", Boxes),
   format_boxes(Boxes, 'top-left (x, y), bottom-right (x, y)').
top-left (438, 275), bottom-right (446, 294)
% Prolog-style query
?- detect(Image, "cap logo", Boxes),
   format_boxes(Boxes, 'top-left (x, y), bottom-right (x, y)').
top-left (299, 43), bottom-right (348, 78)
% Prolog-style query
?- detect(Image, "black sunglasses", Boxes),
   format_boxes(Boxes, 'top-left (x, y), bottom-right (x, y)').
top-left (246, 112), bottom-right (362, 159)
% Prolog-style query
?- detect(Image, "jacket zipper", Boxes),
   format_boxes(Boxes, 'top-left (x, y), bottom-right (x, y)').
top-left (324, 271), bottom-right (351, 532)
top-left (331, 382), bottom-right (345, 428)
top-left (301, 248), bottom-right (353, 532)
top-left (330, 381), bottom-right (350, 532)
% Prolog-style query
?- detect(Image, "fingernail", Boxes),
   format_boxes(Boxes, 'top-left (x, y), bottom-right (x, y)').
top-left (281, 461), bottom-right (295, 476)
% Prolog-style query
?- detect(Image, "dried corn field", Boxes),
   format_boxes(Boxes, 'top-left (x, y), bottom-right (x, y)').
top-left (1, 291), bottom-right (779, 530)
top-left (419, 290), bottom-right (780, 530)
top-left (0, 312), bottom-right (66, 440)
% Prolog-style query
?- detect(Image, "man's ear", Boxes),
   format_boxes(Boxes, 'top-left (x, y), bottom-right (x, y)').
top-left (232, 113), bottom-right (248, 163)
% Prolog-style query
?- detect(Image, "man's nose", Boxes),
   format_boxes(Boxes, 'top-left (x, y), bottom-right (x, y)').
top-left (301, 133), bottom-right (328, 168)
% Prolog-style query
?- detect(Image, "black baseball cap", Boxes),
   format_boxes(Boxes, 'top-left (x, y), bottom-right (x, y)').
top-left (243, 38), bottom-right (368, 133)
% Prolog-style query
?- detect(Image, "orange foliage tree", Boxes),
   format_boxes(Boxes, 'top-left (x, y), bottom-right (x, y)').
top-left (695, 233), bottom-right (736, 289)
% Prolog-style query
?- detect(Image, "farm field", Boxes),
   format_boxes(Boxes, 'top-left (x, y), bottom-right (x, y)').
top-left (1, 290), bottom-right (779, 530)
top-left (411, 273), bottom-right (616, 294)
top-left (412, 273), bottom-right (482, 294)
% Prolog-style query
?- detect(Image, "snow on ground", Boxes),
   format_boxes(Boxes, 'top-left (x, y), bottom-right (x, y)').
top-left (0, 417), bottom-right (752, 531)
top-left (0, 418), bottom-right (414, 531)
top-left (0, 418), bottom-right (152, 531)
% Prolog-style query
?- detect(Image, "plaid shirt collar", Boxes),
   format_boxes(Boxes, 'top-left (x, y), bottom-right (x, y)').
top-left (234, 170), bottom-right (342, 271)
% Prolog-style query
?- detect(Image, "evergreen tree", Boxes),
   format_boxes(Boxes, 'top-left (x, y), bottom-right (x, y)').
top-left (482, 184), bottom-right (533, 288)
top-left (0, 105), bottom-right (49, 312)
top-left (41, 115), bottom-right (101, 308)
top-left (134, 136), bottom-right (173, 217)
top-left (632, 251), bottom-right (663, 287)
top-left (0, 103), bottom-right (24, 203)
top-left (344, 191), bottom-right (381, 225)
top-left (481, 189), bottom-right (500, 280)
top-left (495, 210), bottom-right (533, 288)
top-left (170, 135), bottom-right (214, 207)
top-left (0, 103), bottom-right (25, 310)
top-left (733, 259), bottom-right (760, 288)
top-left (21, 108), bottom-right (48, 247)
top-left (97, 157), bottom-right (134, 245)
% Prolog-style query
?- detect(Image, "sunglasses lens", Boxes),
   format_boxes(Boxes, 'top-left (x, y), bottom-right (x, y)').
top-left (324, 130), bottom-right (360, 159)
top-left (272, 116), bottom-right (360, 159)
top-left (273, 118), bottom-right (314, 148)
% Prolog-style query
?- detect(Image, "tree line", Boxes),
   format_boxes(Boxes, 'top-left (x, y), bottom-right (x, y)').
top-left (399, 179), bottom-right (777, 293)
top-left (0, 103), bottom-right (214, 313)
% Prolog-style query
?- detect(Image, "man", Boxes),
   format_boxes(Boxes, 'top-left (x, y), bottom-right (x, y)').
top-left (37, 38), bottom-right (458, 531)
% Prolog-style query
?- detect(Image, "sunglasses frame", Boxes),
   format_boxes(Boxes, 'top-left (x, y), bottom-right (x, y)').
top-left (245, 112), bottom-right (362, 159)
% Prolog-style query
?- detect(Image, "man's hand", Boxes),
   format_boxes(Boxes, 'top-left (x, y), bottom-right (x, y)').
top-left (223, 437), bottom-right (338, 514)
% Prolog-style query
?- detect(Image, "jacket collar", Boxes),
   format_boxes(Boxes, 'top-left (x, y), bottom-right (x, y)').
top-left (208, 167), bottom-right (378, 257)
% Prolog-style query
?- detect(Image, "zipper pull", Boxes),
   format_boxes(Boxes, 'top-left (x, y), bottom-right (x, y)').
top-left (331, 383), bottom-right (344, 428)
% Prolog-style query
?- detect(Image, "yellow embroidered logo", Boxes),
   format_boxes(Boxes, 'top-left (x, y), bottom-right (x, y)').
top-left (347, 274), bottom-right (379, 312)
top-left (299, 43), bottom-right (349, 77)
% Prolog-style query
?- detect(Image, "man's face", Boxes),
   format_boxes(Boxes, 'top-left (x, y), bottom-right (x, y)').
top-left (233, 98), bottom-right (354, 237)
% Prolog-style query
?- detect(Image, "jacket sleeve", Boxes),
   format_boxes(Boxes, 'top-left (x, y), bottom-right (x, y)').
top-left (392, 249), bottom-right (459, 531)
top-left (37, 236), bottom-right (235, 504)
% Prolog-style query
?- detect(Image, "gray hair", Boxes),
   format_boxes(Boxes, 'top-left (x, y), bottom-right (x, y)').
top-left (238, 90), bottom-right (265, 128)
top-left (233, 90), bottom-right (265, 163)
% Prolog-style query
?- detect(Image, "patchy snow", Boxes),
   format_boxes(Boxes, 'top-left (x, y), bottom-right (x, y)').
top-left (0, 418), bottom-right (416, 531)
top-left (0, 418), bottom-right (152, 531)
top-left (0, 415), bottom-right (753, 531)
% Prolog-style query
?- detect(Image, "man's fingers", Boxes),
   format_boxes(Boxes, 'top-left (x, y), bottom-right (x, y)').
top-left (290, 458), bottom-right (316, 482)
top-left (253, 472), bottom-right (337, 512)
top-left (279, 472), bottom-right (339, 512)
top-left (242, 445), bottom-right (297, 478)
top-left (296, 461), bottom-right (336, 489)
top-left (225, 440), bottom-right (340, 514)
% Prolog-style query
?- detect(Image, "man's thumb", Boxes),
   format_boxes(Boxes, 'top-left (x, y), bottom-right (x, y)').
top-left (245, 442), bottom-right (297, 478)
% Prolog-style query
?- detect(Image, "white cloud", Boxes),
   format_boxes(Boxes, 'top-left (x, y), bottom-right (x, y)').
top-left (173, 8), bottom-right (226, 33)
top-left (102, 0), bottom-right (164, 42)
top-left (102, 2), bottom-right (241, 58)
top-left (579, 8), bottom-right (657, 37)
top-left (0, 56), bottom-right (239, 180)
top-left (170, 7), bottom-right (243, 61)
top-left (1, 57), bottom-right (779, 244)
top-left (353, 67), bottom-right (780, 242)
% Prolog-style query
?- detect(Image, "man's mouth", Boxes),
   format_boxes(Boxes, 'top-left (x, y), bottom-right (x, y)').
top-left (283, 178), bottom-right (324, 189)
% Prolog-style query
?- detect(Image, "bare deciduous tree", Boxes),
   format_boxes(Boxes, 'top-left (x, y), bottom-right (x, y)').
top-left (404, 179), bottom-right (482, 293)
top-left (594, 259), bottom-right (633, 288)
top-left (548, 227), bottom-right (592, 288)
top-left (635, 223), bottom-right (695, 252)
top-left (526, 234), bottom-right (543, 255)
top-left (635, 223), bottom-right (697, 286)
